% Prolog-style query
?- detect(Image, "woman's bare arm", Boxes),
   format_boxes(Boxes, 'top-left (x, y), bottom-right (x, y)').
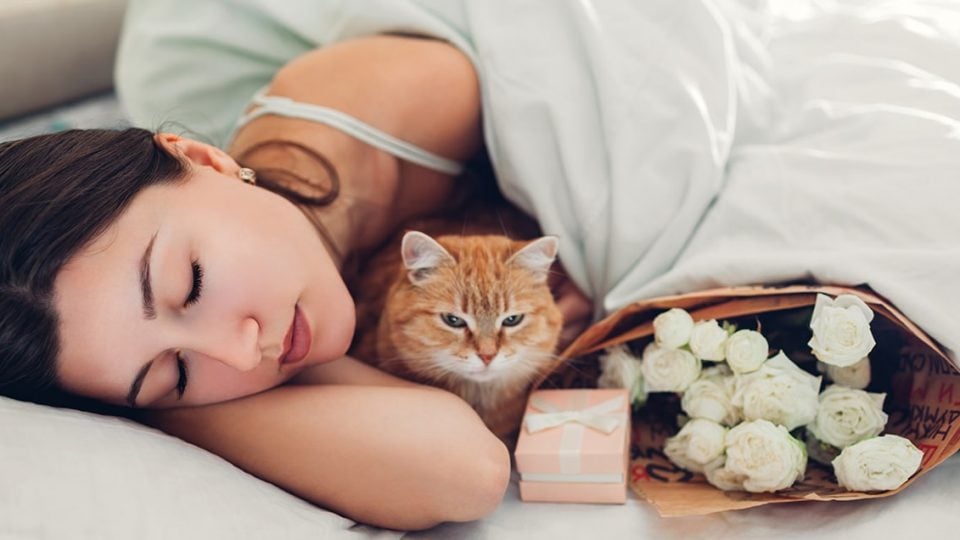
top-left (288, 355), bottom-right (418, 387)
top-left (141, 374), bottom-right (509, 531)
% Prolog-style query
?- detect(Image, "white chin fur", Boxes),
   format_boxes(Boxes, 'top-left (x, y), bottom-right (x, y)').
top-left (465, 370), bottom-right (502, 382)
top-left (433, 353), bottom-right (514, 382)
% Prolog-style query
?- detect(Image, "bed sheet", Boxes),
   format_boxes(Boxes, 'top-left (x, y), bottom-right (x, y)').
top-left (405, 454), bottom-right (960, 539)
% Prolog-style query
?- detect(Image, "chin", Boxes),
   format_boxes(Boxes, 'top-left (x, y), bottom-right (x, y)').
top-left (306, 303), bottom-right (356, 363)
top-left (463, 370), bottom-right (503, 383)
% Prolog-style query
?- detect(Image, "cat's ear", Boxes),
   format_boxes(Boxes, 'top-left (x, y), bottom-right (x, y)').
top-left (401, 231), bottom-right (455, 285)
top-left (507, 235), bottom-right (558, 282)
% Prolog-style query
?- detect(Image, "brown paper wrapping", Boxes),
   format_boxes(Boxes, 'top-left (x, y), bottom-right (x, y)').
top-left (534, 284), bottom-right (960, 517)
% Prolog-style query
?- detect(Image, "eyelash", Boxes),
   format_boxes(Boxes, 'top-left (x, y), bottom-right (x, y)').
top-left (175, 351), bottom-right (189, 399)
top-left (185, 260), bottom-right (203, 307)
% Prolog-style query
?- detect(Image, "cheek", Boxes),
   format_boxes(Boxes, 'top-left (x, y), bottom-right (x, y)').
top-left (395, 316), bottom-right (464, 355)
top-left (183, 362), bottom-right (281, 406)
top-left (512, 311), bottom-right (563, 350)
top-left (311, 292), bottom-right (356, 362)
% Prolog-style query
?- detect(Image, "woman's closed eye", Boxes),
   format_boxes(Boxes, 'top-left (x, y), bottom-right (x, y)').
top-left (168, 260), bottom-right (200, 400)
top-left (175, 351), bottom-right (189, 398)
top-left (184, 260), bottom-right (203, 307)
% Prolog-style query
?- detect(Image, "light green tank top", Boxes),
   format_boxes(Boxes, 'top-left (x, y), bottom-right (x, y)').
top-left (116, 0), bottom-right (469, 174)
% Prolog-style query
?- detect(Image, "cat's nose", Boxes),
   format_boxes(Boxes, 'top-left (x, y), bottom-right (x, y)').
top-left (478, 353), bottom-right (496, 365)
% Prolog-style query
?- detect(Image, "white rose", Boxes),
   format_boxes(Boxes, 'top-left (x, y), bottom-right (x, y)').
top-left (818, 356), bottom-right (871, 390)
top-left (641, 343), bottom-right (702, 392)
top-left (689, 320), bottom-right (729, 361)
top-left (724, 330), bottom-right (769, 374)
top-left (704, 466), bottom-right (748, 492)
top-left (706, 419), bottom-right (807, 493)
top-left (653, 308), bottom-right (694, 349)
top-left (732, 352), bottom-right (822, 430)
top-left (681, 367), bottom-right (741, 426)
top-left (807, 385), bottom-right (887, 449)
top-left (663, 419), bottom-right (727, 473)
top-left (597, 345), bottom-right (647, 406)
top-left (832, 435), bottom-right (924, 492)
top-left (808, 294), bottom-right (876, 367)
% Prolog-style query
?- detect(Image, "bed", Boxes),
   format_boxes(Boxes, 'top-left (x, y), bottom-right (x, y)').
top-left (3, 387), bottom-right (959, 539)
top-left (3, 1), bottom-right (960, 538)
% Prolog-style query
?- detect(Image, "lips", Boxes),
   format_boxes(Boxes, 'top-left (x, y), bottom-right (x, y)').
top-left (278, 305), bottom-right (311, 366)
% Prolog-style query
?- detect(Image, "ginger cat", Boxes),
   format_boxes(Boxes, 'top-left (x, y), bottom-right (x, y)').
top-left (350, 227), bottom-right (563, 439)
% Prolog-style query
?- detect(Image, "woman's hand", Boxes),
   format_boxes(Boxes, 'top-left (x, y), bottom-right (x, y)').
top-left (549, 262), bottom-right (595, 351)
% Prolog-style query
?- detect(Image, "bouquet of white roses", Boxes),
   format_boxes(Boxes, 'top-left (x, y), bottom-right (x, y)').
top-left (596, 293), bottom-right (924, 493)
top-left (542, 285), bottom-right (959, 516)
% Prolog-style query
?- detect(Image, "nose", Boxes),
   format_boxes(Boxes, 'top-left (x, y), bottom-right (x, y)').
top-left (182, 316), bottom-right (262, 372)
top-left (476, 336), bottom-right (498, 365)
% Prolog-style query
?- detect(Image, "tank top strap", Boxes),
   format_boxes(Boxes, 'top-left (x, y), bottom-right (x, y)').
top-left (233, 88), bottom-right (465, 176)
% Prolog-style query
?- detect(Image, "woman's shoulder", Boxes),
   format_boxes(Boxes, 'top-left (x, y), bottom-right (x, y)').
top-left (115, 0), bottom-right (475, 147)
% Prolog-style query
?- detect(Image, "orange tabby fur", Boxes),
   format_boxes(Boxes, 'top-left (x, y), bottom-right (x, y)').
top-left (350, 230), bottom-right (562, 439)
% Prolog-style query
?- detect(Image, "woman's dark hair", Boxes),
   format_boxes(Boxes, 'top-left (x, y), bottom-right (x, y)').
top-left (0, 128), bottom-right (188, 410)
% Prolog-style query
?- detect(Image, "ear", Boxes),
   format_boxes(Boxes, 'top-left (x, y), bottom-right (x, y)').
top-left (154, 133), bottom-right (241, 176)
top-left (507, 236), bottom-right (558, 282)
top-left (401, 231), bottom-right (455, 285)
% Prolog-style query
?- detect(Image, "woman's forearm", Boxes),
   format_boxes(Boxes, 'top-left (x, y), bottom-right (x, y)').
top-left (142, 384), bottom-right (509, 530)
top-left (288, 355), bottom-right (420, 388)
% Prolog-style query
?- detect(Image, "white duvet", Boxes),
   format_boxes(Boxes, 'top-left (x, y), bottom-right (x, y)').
top-left (469, 0), bottom-right (960, 364)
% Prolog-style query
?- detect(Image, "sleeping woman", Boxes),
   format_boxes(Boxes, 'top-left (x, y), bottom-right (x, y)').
top-left (0, 34), bottom-right (593, 530)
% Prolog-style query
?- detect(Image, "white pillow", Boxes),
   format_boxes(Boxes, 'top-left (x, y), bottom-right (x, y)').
top-left (0, 396), bottom-right (389, 539)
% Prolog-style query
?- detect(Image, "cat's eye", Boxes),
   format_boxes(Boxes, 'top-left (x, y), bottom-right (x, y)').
top-left (502, 314), bottom-right (525, 327)
top-left (440, 313), bottom-right (467, 328)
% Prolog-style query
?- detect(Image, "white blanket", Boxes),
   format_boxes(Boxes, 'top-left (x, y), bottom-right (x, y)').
top-left (119, 0), bottom-right (960, 362)
top-left (467, 0), bottom-right (960, 363)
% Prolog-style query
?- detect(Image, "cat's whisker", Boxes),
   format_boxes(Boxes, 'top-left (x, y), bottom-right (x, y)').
top-left (374, 354), bottom-right (407, 366)
top-left (514, 369), bottom-right (544, 386)
top-left (545, 268), bottom-right (574, 279)
top-left (494, 207), bottom-right (510, 237)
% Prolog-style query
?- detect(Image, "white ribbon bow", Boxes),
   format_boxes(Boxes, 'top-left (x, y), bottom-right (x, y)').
top-left (524, 394), bottom-right (626, 434)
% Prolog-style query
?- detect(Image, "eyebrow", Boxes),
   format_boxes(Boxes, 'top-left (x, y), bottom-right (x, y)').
top-left (126, 359), bottom-right (154, 408)
top-left (140, 232), bottom-right (158, 320)
top-left (129, 231), bottom-right (160, 407)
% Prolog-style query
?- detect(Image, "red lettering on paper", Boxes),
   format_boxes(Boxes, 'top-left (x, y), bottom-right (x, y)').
top-left (937, 382), bottom-right (955, 406)
top-left (631, 463), bottom-right (650, 483)
top-left (913, 383), bottom-right (929, 402)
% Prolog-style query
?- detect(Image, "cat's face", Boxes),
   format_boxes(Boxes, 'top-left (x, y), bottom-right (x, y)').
top-left (383, 233), bottom-right (563, 385)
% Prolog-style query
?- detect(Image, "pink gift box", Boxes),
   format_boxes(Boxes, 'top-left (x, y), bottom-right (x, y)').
top-left (514, 388), bottom-right (631, 504)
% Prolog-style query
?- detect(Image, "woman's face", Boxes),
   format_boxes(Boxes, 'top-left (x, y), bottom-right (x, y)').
top-left (53, 135), bottom-right (355, 408)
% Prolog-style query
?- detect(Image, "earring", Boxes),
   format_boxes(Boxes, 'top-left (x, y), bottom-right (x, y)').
top-left (237, 167), bottom-right (257, 185)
